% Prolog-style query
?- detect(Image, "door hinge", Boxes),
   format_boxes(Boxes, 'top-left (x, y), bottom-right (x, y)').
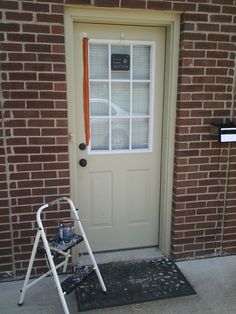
top-left (68, 132), bottom-right (74, 143)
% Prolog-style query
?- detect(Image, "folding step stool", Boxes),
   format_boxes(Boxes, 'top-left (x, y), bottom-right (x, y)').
top-left (18, 197), bottom-right (107, 314)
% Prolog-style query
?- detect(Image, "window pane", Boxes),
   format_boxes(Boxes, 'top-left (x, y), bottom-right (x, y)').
top-left (91, 118), bottom-right (109, 150)
top-left (90, 44), bottom-right (108, 79)
top-left (111, 82), bottom-right (130, 116)
top-left (133, 45), bottom-right (150, 80)
top-left (133, 83), bottom-right (150, 116)
top-left (132, 118), bottom-right (149, 149)
top-left (111, 118), bottom-right (129, 150)
top-left (111, 45), bottom-right (130, 80)
top-left (90, 82), bottom-right (109, 116)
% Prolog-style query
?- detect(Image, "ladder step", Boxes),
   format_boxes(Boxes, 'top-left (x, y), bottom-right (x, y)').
top-left (37, 234), bottom-right (83, 256)
top-left (61, 265), bottom-right (94, 295)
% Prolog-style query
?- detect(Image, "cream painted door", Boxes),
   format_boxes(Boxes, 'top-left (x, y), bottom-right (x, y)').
top-left (73, 23), bottom-right (165, 252)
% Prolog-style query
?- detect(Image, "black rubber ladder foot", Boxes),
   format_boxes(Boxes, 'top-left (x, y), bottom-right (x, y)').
top-left (18, 302), bottom-right (23, 306)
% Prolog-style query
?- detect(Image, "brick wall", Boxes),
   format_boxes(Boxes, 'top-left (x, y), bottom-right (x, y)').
top-left (0, 0), bottom-right (70, 280)
top-left (0, 0), bottom-right (236, 280)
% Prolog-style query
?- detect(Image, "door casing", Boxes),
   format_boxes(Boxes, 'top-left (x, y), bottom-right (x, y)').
top-left (64, 6), bottom-right (180, 256)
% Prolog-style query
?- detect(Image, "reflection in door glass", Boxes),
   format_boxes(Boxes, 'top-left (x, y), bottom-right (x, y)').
top-left (132, 82), bottom-right (150, 116)
top-left (90, 82), bottom-right (109, 116)
top-left (133, 45), bottom-right (150, 80)
top-left (111, 118), bottom-right (129, 150)
top-left (111, 82), bottom-right (130, 115)
top-left (90, 118), bottom-right (109, 150)
top-left (90, 44), bottom-right (108, 79)
top-left (132, 118), bottom-right (149, 149)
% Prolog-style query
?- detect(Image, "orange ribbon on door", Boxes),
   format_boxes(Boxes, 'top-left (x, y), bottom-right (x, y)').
top-left (83, 37), bottom-right (90, 146)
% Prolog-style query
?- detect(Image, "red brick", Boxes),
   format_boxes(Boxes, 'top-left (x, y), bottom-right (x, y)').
top-left (11, 91), bottom-right (38, 99)
top-left (206, 68), bottom-right (228, 75)
top-left (208, 33), bottom-right (230, 42)
top-left (25, 44), bottom-right (51, 53)
top-left (212, 0), bottom-right (234, 4)
top-left (22, 2), bottom-right (49, 12)
top-left (22, 24), bottom-right (50, 34)
top-left (26, 100), bottom-right (54, 109)
top-left (28, 137), bottom-right (55, 145)
top-left (26, 82), bottom-right (53, 90)
top-left (42, 146), bottom-right (68, 153)
top-left (210, 14), bottom-right (232, 23)
top-left (0, 1), bottom-right (18, 10)
top-left (24, 63), bottom-right (52, 72)
top-left (38, 53), bottom-right (65, 62)
top-left (51, 4), bottom-right (64, 13)
top-left (1, 63), bottom-right (23, 71)
top-left (182, 32), bottom-right (206, 41)
top-left (218, 43), bottom-right (235, 51)
top-left (8, 53), bottom-right (36, 61)
top-left (6, 12), bottom-right (33, 21)
top-left (207, 51), bottom-right (229, 59)
top-left (28, 120), bottom-right (54, 127)
top-left (40, 91), bottom-right (67, 99)
top-left (37, 13), bottom-right (64, 24)
top-left (51, 25), bottom-right (64, 35)
top-left (199, 4), bottom-right (221, 13)
top-left (194, 42), bottom-right (217, 50)
top-left (13, 128), bottom-right (40, 136)
top-left (182, 13), bottom-right (208, 22)
top-left (0, 23), bottom-right (20, 32)
top-left (7, 33), bottom-right (35, 42)
top-left (1, 43), bottom-right (22, 52)
top-left (222, 5), bottom-right (236, 15)
top-left (37, 34), bottom-right (64, 43)
top-left (9, 72), bottom-right (37, 81)
top-left (38, 72), bottom-right (66, 82)
top-left (193, 76), bottom-right (215, 83)
top-left (173, 2), bottom-right (196, 11)
top-left (147, 1), bottom-right (172, 10)
top-left (52, 44), bottom-right (65, 53)
top-left (2, 82), bottom-right (24, 90)
top-left (197, 23), bottom-right (219, 32)
top-left (221, 25), bottom-right (236, 33)
top-left (205, 85), bottom-right (226, 92)
top-left (65, 0), bottom-right (91, 4)
top-left (94, 0), bottom-right (120, 7)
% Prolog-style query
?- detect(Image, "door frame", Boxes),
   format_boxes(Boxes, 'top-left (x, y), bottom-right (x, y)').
top-left (64, 6), bottom-right (180, 256)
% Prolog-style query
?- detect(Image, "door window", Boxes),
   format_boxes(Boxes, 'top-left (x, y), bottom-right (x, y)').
top-left (89, 40), bottom-right (155, 153)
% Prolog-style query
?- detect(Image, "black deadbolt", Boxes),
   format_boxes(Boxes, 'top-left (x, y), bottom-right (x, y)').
top-left (79, 143), bottom-right (87, 151)
top-left (79, 159), bottom-right (87, 167)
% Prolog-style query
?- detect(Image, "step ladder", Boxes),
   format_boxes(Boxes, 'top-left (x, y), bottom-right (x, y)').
top-left (18, 196), bottom-right (107, 314)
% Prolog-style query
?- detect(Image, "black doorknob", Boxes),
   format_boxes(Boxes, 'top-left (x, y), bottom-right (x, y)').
top-left (79, 143), bottom-right (86, 151)
top-left (79, 159), bottom-right (87, 167)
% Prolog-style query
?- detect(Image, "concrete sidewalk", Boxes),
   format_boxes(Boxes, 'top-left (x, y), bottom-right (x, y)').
top-left (1, 254), bottom-right (236, 314)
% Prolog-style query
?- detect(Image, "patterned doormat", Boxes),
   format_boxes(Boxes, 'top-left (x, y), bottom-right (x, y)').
top-left (76, 257), bottom-right (196, 311)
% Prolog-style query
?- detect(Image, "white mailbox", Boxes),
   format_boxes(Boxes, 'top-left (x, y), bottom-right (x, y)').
top-left (211, 123), bottom-right (236, 143)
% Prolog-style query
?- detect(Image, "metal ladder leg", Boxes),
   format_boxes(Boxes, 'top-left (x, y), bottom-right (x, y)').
top-left (18, 229), bottom-right (41, 306)
top-left (39, 213), bottom-right (70, 314)
top-left (64, 197), bottom-right (107, 293)
top-left (77, 219), bottom-right (107, 292)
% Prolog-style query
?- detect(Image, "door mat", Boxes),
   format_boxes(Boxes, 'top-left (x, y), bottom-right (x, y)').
top-left (76, 257), bottom-right (196, 311)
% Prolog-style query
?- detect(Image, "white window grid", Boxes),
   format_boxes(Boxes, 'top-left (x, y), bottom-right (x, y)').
top-left (88, 39), bottom-right (156, 154)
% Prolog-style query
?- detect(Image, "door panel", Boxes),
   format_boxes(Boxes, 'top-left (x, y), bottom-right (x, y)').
top-left (73, 23), bottom-right (165, 251)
